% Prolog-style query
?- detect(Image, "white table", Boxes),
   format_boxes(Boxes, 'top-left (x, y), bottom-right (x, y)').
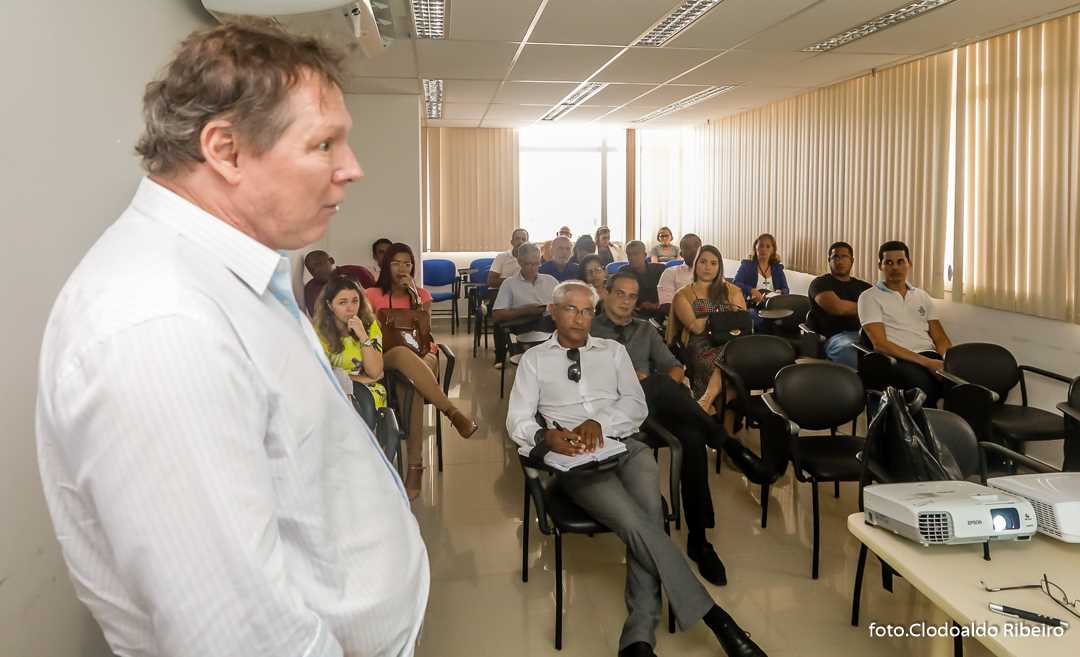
top-left (848, 513), bottom-right (1079, 656)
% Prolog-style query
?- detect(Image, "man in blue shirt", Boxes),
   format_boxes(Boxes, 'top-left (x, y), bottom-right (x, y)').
top-left (538, 235), bottom-right (579, 282)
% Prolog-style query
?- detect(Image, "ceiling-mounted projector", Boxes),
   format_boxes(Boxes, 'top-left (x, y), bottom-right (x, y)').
top-left (201, 0), bottom-right (409, 59)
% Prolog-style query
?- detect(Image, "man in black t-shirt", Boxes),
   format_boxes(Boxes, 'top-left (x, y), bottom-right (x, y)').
top-left (807, 241), bottom-right (872, 368)
top-left (620, 240), bottom-right (667, 320)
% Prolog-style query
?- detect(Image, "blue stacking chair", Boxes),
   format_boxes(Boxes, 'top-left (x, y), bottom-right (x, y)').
top-left (467, 257), bottom-right (494, 356)
top-left (422, 258), bottom-right (461, 334)
top-left (664, 258), bottom-right (684, 268)
top-left (606, 260), bottom-right (629, 274)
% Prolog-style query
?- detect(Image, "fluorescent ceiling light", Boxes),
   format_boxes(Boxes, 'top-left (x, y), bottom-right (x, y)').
top-left (634, 0), bottom-right (725, 47)
top-left (802, 0), bottom-right (957, 52)
top-left (540, 82), bottom-right (609, 122)
top-left (423, 78), bottom-right (443, 119)
top-left (411, 0), bottom-right (447, 39)
top-left (634, 85), bottom-right (735, 123)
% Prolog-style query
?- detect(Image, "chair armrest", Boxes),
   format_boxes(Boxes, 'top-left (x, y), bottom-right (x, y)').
top-left (437, 342), bottom-right (456, 394)
top-left (642, 418), bottom-right (682, 528)
top-left (937, 370), bottom-right (1001, 403)
top-left (713, 363), bottom-right (750, 408)
top-left (761, 392), bottom-right (800, 437)
top-left (1057, 402), bottom-right (1080, 423)
top-left (1019, 365), bottom-right (1072, 385)
top-left (852, 342), bottom-right (898, 367)
top-left (518, 454), bottom-right (555, 535)
top-left (977, 441), bottom-right (1059, 483)
top-left (798, 323), bottom-right (825, 341)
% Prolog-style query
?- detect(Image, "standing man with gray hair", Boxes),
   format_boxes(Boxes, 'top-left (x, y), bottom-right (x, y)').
top-left (36, 23), bottom-right (427, 657)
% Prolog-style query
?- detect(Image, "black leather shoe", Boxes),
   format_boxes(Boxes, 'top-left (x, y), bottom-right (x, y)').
top-left (687, 540), bottom-right (727, 586)
top-left (722, 440), bottom-right (773, 485)
top-left (618, 641), bottom-right (657, 657)
top-left (712, 616), bottom-right (767, 657)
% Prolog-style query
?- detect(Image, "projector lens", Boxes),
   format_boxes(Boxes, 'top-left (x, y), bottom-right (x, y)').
top-left (990, 508), bottom-right (1019, 531)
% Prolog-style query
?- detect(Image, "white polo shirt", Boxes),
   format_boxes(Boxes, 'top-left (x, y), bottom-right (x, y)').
top-left (490, 250), bottom-right (521, 280)
top-left (857, 281), bottom-right (938, 353)
top-left (657, 264), bottom-right (693, 305)
top-left (493, 272), bottom-right (559, 310)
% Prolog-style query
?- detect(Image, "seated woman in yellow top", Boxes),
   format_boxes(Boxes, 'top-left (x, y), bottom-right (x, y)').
top-left (314, 275), bottom-right (387, 408)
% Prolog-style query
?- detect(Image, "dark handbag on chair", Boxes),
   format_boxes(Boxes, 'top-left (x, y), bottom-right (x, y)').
top-left (706, 309), bottom-right (753, 347)
top-left (376, 290), bottom-right (433, 357)
top-left (865, 387), bottom-right (963, 482)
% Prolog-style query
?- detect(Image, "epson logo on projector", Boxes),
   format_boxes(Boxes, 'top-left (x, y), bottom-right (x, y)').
top-left (967, 520), bottom-right (983, 526)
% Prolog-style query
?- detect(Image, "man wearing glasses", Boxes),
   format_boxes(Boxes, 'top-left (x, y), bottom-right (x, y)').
top-left (807, 241), bottom-right (872, 369)
top-left (506, 281), bottom-right (766, 657)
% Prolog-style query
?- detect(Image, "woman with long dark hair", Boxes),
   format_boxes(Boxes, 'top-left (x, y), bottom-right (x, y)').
top-left (367, 243), bottom-right (479, 500)
top-left (314, 275), bottom-right (387, 407)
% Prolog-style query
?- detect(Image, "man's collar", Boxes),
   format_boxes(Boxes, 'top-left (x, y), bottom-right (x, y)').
top-left (543, 332), bottom-right (602, 351)
top-left (132, 177), bottom-right (280, 295)
top-left (876, 280), bottom-right (914, 292)
top-left (600, 311), bottom-right (633, 327)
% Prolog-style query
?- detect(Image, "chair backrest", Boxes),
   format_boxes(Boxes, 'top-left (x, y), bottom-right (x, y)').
top-left (664, 258), bottom-right (684, 268)
top-left (720, 334), bottom-right (797, 391)
top-left (921, 408), bottom-right (981, 480)
top-left (351, 381), bottom-right (378, 429)
top-left (422, 258), bottom-right (458, 287)
top-left (763, 293), bottom-right (810, 321)
top-left (607, 260), bottom-right (629, 274)
top-left (943, 342), bottom-right (1020, 401)
top-left (774, 362), bottom-right (864, 430)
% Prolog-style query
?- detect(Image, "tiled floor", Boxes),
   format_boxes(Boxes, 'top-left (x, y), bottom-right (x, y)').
top-left (409, 325), bottom-right (996, 657)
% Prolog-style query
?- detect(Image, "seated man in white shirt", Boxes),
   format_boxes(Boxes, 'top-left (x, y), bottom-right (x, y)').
top-left (858, 240), bottom-right (953, 406)
top-left (492, 242), bottom-right (558, 366)
top-left (486, 227), bottom-right (530, 289)
top-left (507, 280), bottom-right (767, 657)
top-left (656, 233), bottom-right (701, 320)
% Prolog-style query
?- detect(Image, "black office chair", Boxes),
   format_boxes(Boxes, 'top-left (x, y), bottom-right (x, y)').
top-left (797, 308), bottom-right (827, 359)
top-left (520, 417), bottom-right (680, 649)
top-left (496, 317), bottom-right (552, 399)
top-left (760, 294), bottom-right (810, 351)
top-left (1058, 376), bottom-right (1080, 471)
top-left (943, 343), bottom-right (1070, 457)
top-left (762, 362), bottom-right (866, 579)
top-left (851, 405), bottom-right (1057, 631)
top-left (351, 381), bottom-right (404, 471)
top-left (382, 342), bottom-right (456, 473)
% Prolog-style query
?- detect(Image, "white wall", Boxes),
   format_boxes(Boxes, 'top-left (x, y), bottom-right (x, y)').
top-left (0, 2), bottom-right (213, 655)
top-left (293, 94), bottom-right (423, 291)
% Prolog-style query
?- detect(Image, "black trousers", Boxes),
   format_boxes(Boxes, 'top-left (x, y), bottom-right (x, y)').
top-left (640, 374), bottom-right (718, 539)
top-left (892, 351), bottom-right (944, 407)
top-left (494, 315), bottom-right (554, 363)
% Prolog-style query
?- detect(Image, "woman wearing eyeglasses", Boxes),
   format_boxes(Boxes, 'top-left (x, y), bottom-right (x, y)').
top-left (650, 226), bottom-right (679, 263)
top-left (578, 253), bottom-right (608, 307)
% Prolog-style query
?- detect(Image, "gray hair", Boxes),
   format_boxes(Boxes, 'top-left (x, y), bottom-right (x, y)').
top-left (516, 242), bottom-right (541, 260)
top-left (552, 280), bottom-right (600, 307)
top-left (626, 240), bottom-right (646, 253)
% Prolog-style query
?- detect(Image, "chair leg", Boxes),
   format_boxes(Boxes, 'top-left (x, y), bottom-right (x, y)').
top-left (953, 622), bottom-right (964, 657)
top-left (834, 481), bottom-right (841, 499)
top-left (500, 354), bottom-right (506, 399)
top-left (881, 562), bottom-right (894, 592)
top-left (811, 480), bottom-right (821, 579)
top-left (851, 543), bottom-right (868, 626)
top-left (435, 420), bottom-right (443, 472)
top-left (760, 483), bottom-right (770, 529)
top-left (522, 488), bottom-right (530, 583)
top-left (555, 530), bottom-right (563, 650)
top-left (668, 600), bottom-right (676, 634)
top-left (715, 446), bottom-right (722, 474)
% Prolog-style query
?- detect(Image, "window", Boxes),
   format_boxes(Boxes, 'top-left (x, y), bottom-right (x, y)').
top-left (519, 126), bottom-right (626, 245)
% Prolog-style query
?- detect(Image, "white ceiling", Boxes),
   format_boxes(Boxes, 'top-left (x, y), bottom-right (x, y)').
top-left (339, 0), bottom-right (1080, 129)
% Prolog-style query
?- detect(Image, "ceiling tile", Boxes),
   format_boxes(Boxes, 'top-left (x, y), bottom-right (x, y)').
top-left (672, 49), bottom-right (811, 85)
top-left (346, 40), bottom-right (418, 78)
top-left (750, 52), bottom-right (904, 87)
top-left (443, 103), bottom-right (491, 120)
top-left (493, 81), bottom-right (581, 104)
top-left (482, 104), bottom-right (550, 121)
top-left (586, 83), bottom-right (661, 107)
top-left (450, 0), bottom-right (544, 41)
top-left (529, 0), bottom-right (678, 46)
top-left (549, 105), bottom-right (617, 123)
top-left (341, 77), bottom-right (420, 95)
top-left (739, 0), bottom-right (924, 52)
top-left (510, 44), bottom-right (622, 81)
top-left (416, 40), bottom-right (519, 80)
top-left (669, 0), bottom-right (820, 49)
top-left (443, 79), bottom-right (501, 103)
top-left (592, 47), bottom-right (719, 84)
top-left (624, 84), bottom-right (714, 108)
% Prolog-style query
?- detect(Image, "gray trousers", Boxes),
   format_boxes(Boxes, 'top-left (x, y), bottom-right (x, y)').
top-left (559, 438), bottom-right (715, 650)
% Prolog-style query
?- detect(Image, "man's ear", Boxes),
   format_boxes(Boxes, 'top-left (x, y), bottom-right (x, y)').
top-left (200, 119), bottom-right (243, 185)
top-left (329, 257), bottom-right (335, 266)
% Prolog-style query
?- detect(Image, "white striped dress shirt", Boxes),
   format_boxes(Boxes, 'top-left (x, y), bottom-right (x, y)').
top-left (36, 178), bottom-right (429, 657)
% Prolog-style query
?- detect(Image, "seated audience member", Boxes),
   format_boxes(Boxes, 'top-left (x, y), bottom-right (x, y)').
top-left (370, 237), bottom-right (392, 278)
top-left (539, 235), bottom-right (580, 282)
top-left (657, 233), bottom-right (701, 319)
top-left (487, 227), bottom-right (530, 289)
top-left (303, 249), bottom-right (376, 317)
top-left (595, 226), bottom-right (626, 266)
top-left (507, 281), bottom-right (767, 657)
top-left (734, 233), bottom-right (790, 306)
top-left (858, 240), bottom-right (953, 407)
top-left (367, 243), bottom-right (479, 499)
top-left (578, 254), bottom-right (608, 307)
top-left (807, 242), bottom-right (872, 369)
top-left (571, 234), bottom-right (596, 264)
top-left (649, 226), bottom-right (679, 263)
top-left (314, 275), bottom-right (387, 408)
top-left (621, 240), bottom-right (666, 319)
top-left (668, 246), bottom-right (747, 436)
top-left (592, 271), bottom-right (729, 585)
top-left (540, 226), bottom-right (574, 262)
top-left (492, 243), bottom-right (558, 367)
